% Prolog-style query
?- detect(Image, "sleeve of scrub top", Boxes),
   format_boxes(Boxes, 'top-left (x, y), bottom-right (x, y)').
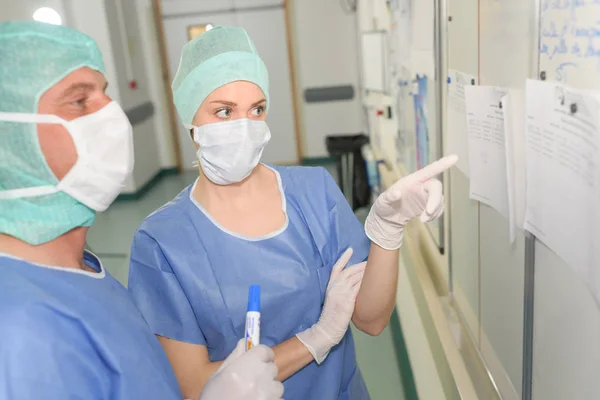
top-left (0, 307), bottom-right (109, 399)
top-left (128, 230), bottom-right (207, 345)
top-left (321, 167), bottom-right (371, 265)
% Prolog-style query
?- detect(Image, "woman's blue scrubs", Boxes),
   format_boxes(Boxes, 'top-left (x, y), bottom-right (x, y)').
top-left (128, 165), bottom-right (371, 399)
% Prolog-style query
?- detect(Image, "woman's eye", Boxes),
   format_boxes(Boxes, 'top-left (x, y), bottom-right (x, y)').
top-left (216, 108), bottom-right (231, 118)
top-left (251, 105), bottom-right (265, 116)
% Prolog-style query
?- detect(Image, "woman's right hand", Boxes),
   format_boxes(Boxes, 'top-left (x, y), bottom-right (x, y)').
top-left (296, 248), bottom-right (366, 364)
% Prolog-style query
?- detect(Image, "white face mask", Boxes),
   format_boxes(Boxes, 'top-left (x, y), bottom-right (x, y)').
top-left (0, 101), bottom-right (134, 211)
top-left (188, 118), bottom-right (271, 185)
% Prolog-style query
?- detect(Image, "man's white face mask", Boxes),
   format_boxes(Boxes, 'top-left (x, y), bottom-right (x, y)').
top-left (0, 101), bottom-right (134, 211)
top-left (187, 118), bottom-right (271, 185)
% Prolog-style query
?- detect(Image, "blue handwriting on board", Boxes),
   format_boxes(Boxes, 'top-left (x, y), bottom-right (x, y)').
top-left (555, 62), bottom-right (579, 81)
top-left (542, 0), bottom-right (589, 20)
top-left (539, 0), bottom-right (600, 76)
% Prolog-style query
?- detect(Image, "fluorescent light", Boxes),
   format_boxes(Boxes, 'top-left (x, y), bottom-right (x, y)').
top-left (33, 7), bottom-right (62, 25)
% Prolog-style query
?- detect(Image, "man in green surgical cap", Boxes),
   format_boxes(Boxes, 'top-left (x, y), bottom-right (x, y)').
top-left (0, 20), bottom-right (282, 400)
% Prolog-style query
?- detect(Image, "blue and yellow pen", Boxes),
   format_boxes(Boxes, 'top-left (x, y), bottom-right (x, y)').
top-left (245, 285), bottom-right (261, 351)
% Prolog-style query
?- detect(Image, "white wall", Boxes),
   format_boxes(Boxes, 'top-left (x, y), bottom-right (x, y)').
top-left (290, 0), bottom-right (363, 158)
top-left (0, 0), bottom-right (68, 22)
top-left (160, 0), bottom-right (283, 17)
top-left (103, 0), bottom-right (161, 189)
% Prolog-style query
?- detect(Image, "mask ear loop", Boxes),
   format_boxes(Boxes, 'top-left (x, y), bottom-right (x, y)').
top-left (185, 124), bottom-right (201, 168)
top-left (0, 112), bottom-right (65, 125)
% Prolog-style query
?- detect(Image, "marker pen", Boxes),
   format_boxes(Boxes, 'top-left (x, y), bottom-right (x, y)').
top-left (245, 285), bottom-right (261, 351)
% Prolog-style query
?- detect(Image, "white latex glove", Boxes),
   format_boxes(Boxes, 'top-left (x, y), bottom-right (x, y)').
top-left (296, 248), bottom-right (366, 364)
top-left (198, 339), bottom-right (284, 400)
top-left (365, 155), bottom-right (458, 250)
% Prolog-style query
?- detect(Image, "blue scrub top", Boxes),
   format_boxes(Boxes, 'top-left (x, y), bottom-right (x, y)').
top-left (128, 165), bottom-right (372, 400)
top-left (0, 251), bottom-right (182, 400)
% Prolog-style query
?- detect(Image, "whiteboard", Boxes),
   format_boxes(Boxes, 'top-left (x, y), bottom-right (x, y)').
top-left (446, 0), bottom-right (480, 341)
top-left (392, 0), bottom-right (600, 397)
top-left (446, 0), bottom-right (537, 398)
top-left (532, 2), bottom-right (600, 399)
top-left (387, 1), bottom-right (446, 251)
top-left (394, 67), bottom-right (418, 172)
top-left (477, 0), bottom-right (538, 398)
top-left (361, 31), bottom-right (389, 92)
top-left (410, 0), bottom-right (435, 77)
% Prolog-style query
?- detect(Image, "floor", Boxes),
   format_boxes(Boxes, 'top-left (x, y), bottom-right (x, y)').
top-left (87, 168), bottom-right (407, 400)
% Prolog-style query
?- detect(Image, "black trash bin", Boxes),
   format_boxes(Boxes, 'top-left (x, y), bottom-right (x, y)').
top-left (325, 134), bottom-right (371, 211)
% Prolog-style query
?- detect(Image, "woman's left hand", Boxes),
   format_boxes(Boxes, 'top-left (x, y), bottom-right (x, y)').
top-left (365, 155), bottom-right (458, 250)
top-left (296, 248), bottom-right (366, 364)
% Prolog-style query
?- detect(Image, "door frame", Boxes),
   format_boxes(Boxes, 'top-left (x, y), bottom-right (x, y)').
top-left (151, 0), bottom-right (183, 172)
top-left (283, 0), bottom-right (304, 162)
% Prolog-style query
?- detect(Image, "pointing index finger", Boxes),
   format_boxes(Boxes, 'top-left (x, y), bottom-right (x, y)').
top-left (410, 155), bottom-right (458, 183)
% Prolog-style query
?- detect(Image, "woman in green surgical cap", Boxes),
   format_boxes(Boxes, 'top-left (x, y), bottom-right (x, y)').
top-left (128, 25), bottom-right (455, 400)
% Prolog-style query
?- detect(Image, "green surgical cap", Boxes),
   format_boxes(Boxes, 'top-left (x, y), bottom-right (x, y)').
top-left (172, 25), bottom-right (270, 126)
top-left (0, 21), bottom-right (105, 244)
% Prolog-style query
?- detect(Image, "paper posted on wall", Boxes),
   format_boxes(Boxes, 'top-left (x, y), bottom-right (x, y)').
top-left (446, 69), bottom-right (478, 176)
top-left (465, 85), bottom-right (510, 219)
top-left (524, 79), bottom-right (600, 304)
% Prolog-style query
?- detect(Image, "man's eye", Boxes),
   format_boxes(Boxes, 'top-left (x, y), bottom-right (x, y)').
top-left (72, 97), bottom-right (87, 107)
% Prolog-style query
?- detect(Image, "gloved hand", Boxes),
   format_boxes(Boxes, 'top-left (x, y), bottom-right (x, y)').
top-left (198, 339), bottom-right (284, 400)
top-left (365, 155), bottom-right (458, 250)
top-left (296, 248), bottom-right (367, 364)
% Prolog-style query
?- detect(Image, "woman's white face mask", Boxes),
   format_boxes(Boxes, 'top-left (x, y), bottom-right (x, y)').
top-left (0, 101), bottom-right (134, 211)
top-left (187, 118), bottom-right (271, 185)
